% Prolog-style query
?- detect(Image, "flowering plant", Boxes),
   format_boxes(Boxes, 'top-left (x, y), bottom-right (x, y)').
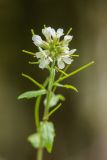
top-left (18, 26), bottom-right (94, 160)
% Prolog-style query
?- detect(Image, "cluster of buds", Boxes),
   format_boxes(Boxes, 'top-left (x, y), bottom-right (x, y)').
top-left (32, 26), bottom-right (76, 69)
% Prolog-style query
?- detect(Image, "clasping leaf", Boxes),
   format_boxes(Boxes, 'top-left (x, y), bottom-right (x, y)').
top-left (44, 92), bottom-right (65, 108)
top-left (28, 133), bottom-right (42, 148)
top-left (40, 121), bottom-right (55, 153)
top-left (28, 122), bottom-right (55, 153)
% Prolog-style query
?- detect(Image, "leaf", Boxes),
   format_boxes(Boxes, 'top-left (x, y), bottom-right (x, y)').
top-left (55, 83), bottom-right (78, 92)
top-left (18, 89), bottom-right (46, 100)
top-left (40, 121), bottom-right (55, 153)
top-left (55, 61), bottom-right (95, 83)
top-left (45, 103), bottom-right (62, 119)
top-left (22, 73), bottom-right (44, 89)
top-left (28, 133), bottom-right (41, 148)
top-left (55, 66), bottom-right (68, 76)
top-left (44, 93), bottom-right (65, 108)
top-left (63, 84), bottom-right (78, 92)
top-left (28, 122), bottom-right (55, 152)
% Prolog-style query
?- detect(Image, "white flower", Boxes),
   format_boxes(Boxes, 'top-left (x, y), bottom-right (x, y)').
top-left (63, 56), bottom-right (73, 64)
top-left (32, 35), bottom-right (43, 47)
top-left (69, 49), bottom-right (77, 55)
top-left (57, 55), bottom-right (73, 69)
top-left (56, 28), bottom-right (64, 38)
top-left (35, 47), bottom-right (52, 69)
top-left (42, 27), bottom-right (56, 41)
top-left (42, 27), bottom-right (64, 41)
top-left (32, 26), bottom-right (77, 70)
top-left (57, 58), bottom-right (65, 69)
top-left (39, 58), bottom-right (50, 69)
top-left (64, 35), bottom-right (73, 42)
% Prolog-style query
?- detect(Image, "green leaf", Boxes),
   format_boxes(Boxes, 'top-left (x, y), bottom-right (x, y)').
top-left (22, 73), bottom-right (44, 89)
top-left (18, 89), bottom-right (46, 100)
top-left (49, 93), bottom-right (65, 108)
top-left (28, 122), bottom-right (55, 152)
top-left (40, 121), bottom-right (55, 153)
top-left (44, 93), bottom-right (65, 108)
top-left (63, 84), bottom-right (78, 92)
top-left (28, 133), bottom-right (41, 148)
top-left (55, 66), bottom-right (68, 76)
top-left (55, 83), bottom-right (78, 92)
top-left (55, 61), bottom-right (95, 83)
top-left (44, 103), bottom-right (62, 119)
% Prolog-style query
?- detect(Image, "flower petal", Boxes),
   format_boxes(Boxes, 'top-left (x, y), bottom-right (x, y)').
top-left (39, 58), bottom-right (50, 69)
top-left (57, 59), bottom-right (65, 69)
top-left (64, 35), bottom-right (73, 42)
top-left (32, 35), bottom-right (43, 47)
top-left (57, 28), bottom-right (64, 38)
top-left (69, 49), bottom-right (77, 54)
top-left (39, 59), bottom-right (46, 69)
top-left (63, 57), bottom-right (73, 64)
top-left (42, 27), bottom-right (56, 41)
top-left (36, 52), bottom-right (42, 58)
top-left (51, 28), bottom-right (56, 38)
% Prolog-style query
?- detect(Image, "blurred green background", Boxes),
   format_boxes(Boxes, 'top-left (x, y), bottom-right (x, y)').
top-left (0, 0), bottom-right (107, 160)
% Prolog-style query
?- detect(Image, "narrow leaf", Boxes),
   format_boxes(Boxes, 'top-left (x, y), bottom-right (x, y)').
top-left (55, 83), bottom-right (78, 92)
top-left (56, 61), bottom-right (95, 83)
top-left (55, 66), bottom-right (68, 76)
top-left (22, 73), bottom-right (44, 89)
top-left (46, 103), bottom-right (62, 119)
top-left (63, 84), bottom-right (78, 92)
top-left (18, 89), bottom-right (46, 100)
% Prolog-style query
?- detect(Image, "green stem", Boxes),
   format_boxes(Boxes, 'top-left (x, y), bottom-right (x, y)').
top-left (35, 96), bottom-right (41, 130)
top-left (37, 148), bottom-right (43, 160)
top-left (43, 62), bottom-right (55, 120)
top-left (35, 78), bottom-right (49, 160)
